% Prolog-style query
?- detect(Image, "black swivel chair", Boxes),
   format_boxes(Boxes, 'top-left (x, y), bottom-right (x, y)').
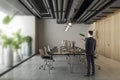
top-left (39, 49), bottom-right (54, 73)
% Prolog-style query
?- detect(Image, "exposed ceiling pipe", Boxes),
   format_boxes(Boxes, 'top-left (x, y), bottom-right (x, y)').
top-left (24, 0), bottom-right (33, 9)
top-left (44, 0), bottom-right (53, 18)
top-left (68, 0), bottom-right (84, 23)
top-left (64, 0), bottom-right (73, 23)
top-left (22, 0), bottom-right (42, 18)
top-left (71, 0), bottom-right (84, 21)
top-left (19, 0), bottom-right (35, 15)
top-left (32, 8), bottom-right (42, 18)
top-left (52, 0), bottom-right (58, 19)
top-left (84, 0), bottom-right (116, 23)
top-left (76, 0), bottom-right (100, 22)
top-left (77, 0), bottom-right (106, 23)
top-left (42, 0), bottom-right (50, 15)
top-left (81, 0), bottom-right (110, 23)
top-left (58, 0), bottom-right (62, 23)
top-left (61, 0), bottom-right (68, 23)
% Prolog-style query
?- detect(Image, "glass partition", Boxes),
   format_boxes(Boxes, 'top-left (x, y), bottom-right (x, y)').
top-left (0, 11), bottom-right (35, 74)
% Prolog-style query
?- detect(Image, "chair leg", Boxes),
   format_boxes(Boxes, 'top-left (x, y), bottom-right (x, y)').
top-left (39, 65), bottom-right (44, 69)
top-left (43, 60), bottom-right (48, 70)
top-left (50, 60), bottom-right (55, 69)
top-left (39, 59), bottom-right (55, 74)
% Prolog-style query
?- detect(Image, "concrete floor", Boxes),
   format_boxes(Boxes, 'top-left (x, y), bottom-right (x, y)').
top-left (0, 55), bottom-right (120, 80)
top-left (0, 55), bottom-right (29, 73)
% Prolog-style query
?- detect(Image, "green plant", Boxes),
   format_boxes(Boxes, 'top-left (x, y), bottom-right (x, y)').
top-left (0, 30), bottom-right (2, 39)
top-left (2, 35), bottom-right (14, 48)
top-left (12, 30), bottom-right (24, 51)
top-left (23, 36), bottom-right (32, 44)
top-left (2, 11), bottom-right (18, 25)
top-left (2, 15), bottom-right (14, 24)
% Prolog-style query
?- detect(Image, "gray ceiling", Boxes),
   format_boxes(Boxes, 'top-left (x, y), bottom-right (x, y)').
top-left (1, 0), bottom-right (120, 24)
top-left (0, 0), bottom-right (31, 15)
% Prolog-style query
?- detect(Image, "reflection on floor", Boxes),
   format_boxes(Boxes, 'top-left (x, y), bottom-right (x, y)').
top-left (0, 55), bottom-right (29, 74)
top-left (0, 55), bottom-right (120, 80)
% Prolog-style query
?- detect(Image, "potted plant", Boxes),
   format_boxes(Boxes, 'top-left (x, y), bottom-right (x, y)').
top-left (2, 35), bottom-right (14, 67)
top-left (23, 36), bottom-right (32, 56)
top-left (1, 11), bottom-right (18, 66)
top-left (12, 30), bottom-right (24, 62)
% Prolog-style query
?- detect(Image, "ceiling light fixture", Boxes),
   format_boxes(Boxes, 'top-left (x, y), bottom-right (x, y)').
top-left (64, 22), bottom-right (72, 31)
top-left (68, 22), bottom-right (72, 26)
top-left (65, 25), bottom-right (70, 31)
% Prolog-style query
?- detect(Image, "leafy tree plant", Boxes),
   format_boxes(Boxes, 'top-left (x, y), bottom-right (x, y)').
top-left (12, 30), bottom-right (24, 54)
top-left (2, 11), bottom-right (18, 24)
top-left (2, 35), bottom-right (14, 48)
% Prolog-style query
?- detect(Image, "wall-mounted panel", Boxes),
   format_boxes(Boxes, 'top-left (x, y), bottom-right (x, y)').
top-left (93, 10), bottom-right (120, 62)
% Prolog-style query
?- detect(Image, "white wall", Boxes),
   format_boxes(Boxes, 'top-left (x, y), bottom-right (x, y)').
top-left (11, 16), bottom-right (35, 54)
top-left (39, 19), bottom-right (90, 49)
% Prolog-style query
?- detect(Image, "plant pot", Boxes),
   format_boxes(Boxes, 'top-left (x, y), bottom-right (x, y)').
top-left (0, 44), bottom-right (4, 65)
top-left (14, 51), bottom-right (22, 63)
top-left (4, 45), bottom-right (13, 67)
top-left (25, 43), bottom-right (32, 56)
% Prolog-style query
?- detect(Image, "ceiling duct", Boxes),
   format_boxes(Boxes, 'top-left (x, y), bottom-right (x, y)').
top-left (61, 0), bottom-right (68, 23)
top-left (65, 0), bottom-right (73, 19)
top-left (19, 0), bottom-right (41, 18)
top-left (47, 0), bottom-right (55, 18)
top-left (30, 0), bottom-right (52, 18)
top-left (52, 0), bottom-right (58, 20)
top-left (76, 0), bottom-right (100, 23)
top-left (43, 0), bottom-right (53, 18)
top-left (58, 0), bottom-right (63, 23)
top-left (85, 0), bottom-right (119, 24)
top-left (77, 0), bottom-right (112, 23)
top-left (29, 0), bottom-right (48, 14)
top-left (74, 0), bottom-right (94, 20)
top-left (67, 0), bottom-right (84, 23)
top-left (18, 0), bottom-right (120, 24)
top-left (24, 0), bottom-right (33, 9)
top-left (64, 0), bottom-right (73, 21)
top-left (83, 0), bottom-right (116, 23)
top-left (19, 0), bottom-right (52, 18)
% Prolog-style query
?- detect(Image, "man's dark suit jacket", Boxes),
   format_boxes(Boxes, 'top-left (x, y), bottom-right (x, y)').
top-left (85, 37), bottom-right (96, 55)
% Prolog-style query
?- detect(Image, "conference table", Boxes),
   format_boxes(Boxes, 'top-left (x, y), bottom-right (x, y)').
top-left (49, 47), bottom-right (86, 73)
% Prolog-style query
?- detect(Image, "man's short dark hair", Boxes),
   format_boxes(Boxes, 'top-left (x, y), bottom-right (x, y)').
top-left (88, 30), bottom-right (93, 35)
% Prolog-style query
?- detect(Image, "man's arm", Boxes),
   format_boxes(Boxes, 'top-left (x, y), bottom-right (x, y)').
top-left (94, 39), bottom-right (96, 51)
top-left (85, 38), bottom-right (89, 54)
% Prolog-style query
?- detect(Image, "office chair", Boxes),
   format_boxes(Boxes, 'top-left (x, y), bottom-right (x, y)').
top-left (39, 49), bottom-right (54, 73)
top-left (44, 46), bottom-right (55, 69)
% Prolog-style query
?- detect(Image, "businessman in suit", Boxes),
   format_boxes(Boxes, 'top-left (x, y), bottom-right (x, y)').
top-left (85, 30), bottom-right (96, 77)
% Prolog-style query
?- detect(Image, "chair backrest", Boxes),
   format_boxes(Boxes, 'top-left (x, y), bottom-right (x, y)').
top-left (47, 45), bottom-right (51, 52)
top-left (39, 49), bottom-right (45, 58)
top-left (44, 46), bottom-right (48, 55)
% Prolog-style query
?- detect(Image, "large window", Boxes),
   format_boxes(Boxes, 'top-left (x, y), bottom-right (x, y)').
top-left (0, 11), bottom-right (35, 74)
